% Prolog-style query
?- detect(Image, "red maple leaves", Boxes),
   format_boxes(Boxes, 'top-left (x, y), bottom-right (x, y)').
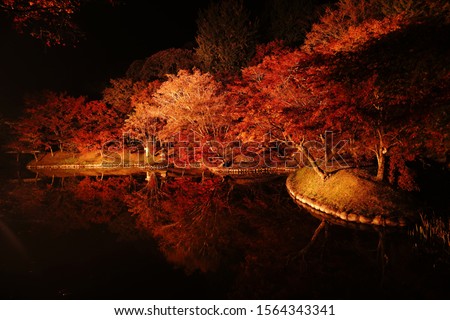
top-left (10, 0), bottom-right (450, 190)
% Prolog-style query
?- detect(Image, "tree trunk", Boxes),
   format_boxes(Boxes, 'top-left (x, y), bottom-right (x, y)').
top-left (376, 151), bottom-right (385, 181)
top-left (320, 131), bottom-right (332, 166)
top-left (375, 129), bottom-right (388, 181)
top-left (299, 143), bottom-right (329, 180)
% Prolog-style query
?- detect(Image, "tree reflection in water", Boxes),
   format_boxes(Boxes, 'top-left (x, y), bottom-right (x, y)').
top-left (2, 172), bottom-right (449, 299)
top-left (127, 173), bottom-right (243, 273)
top-left (2, 175), bottom-right (138, 238)
top-left (125, 173), bottom-right (450, 299)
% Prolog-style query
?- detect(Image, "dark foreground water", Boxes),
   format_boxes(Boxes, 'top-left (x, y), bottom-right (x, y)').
top-left (0, 166), bottom-right (449, 299)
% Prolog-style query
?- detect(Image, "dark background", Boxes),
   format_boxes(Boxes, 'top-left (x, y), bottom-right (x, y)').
top-left (0, 0), bottom-right (216, 118)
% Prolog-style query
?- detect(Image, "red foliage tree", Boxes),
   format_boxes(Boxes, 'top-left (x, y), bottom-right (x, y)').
top-left (102, 78), bottom-right (147, 117)
top-left (124, 80), bottom-right (163, 142)
top-left (71, 100), bottom-right (122, 153)
top-left (330, 17), bottom-right (450, 186)
top-left (1, 0), bottom-right (118, 46)
top-left (16, 92), bottom-right (127, 156)
top-left (280, 0), bottom-right (450, 187)
top-left (16, 92), bottom-right (85, 155)
top-left (152, 69), bottom-right (228, 141)
top-left (122, 80), bottom-right (164, 163)
top-left (228, 48), bottom-right (357, 178)
top-left (303, 0), bottom-right (450, 55)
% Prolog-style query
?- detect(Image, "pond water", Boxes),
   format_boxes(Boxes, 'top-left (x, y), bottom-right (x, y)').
top-left (0, 165), bottom-right (449, 299)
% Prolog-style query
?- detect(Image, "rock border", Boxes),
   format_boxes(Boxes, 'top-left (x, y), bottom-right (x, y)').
top-left (286, 173), bottom-right (409, 227)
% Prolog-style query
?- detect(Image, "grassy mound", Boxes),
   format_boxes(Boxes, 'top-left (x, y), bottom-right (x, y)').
top-left (288, 167), bottom-right (418, 224)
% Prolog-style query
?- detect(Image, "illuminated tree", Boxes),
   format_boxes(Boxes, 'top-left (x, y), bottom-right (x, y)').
top-left (322, 3), bottom-right (450, 186)
top-left (344, 70), bottom-right (449, 187)
top-left (13, 117), bottom-right (47, 157)
top-left (16, 92), bottom-right (129, 155)
top-left (71, 100), bottom-right (122, 153)
top-left (152, 69), bottom-right (228, 141)
top-left (16, 92), bottom-right (85, 154)
top-left (102, 78), bottom-right (147, 117)
top-left (229, 48), bottom-right (355, 179)
top-left (257, 0), bottom-right (449, 187)
top-left (123, 80), bottom-right (164, 161)
top-left (303, 0), bottom-right (391, 54)
top-left (195, 0), bottom-right (257, 74)
top-left (303, 0), bottom-right (450, 55)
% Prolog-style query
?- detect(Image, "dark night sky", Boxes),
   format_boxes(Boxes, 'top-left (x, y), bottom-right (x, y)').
top-left (0, 0), bottom-right (213, 118)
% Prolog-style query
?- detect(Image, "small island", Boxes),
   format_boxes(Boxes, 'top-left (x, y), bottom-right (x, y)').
top-left (286, 167), bottom-right (418, 227)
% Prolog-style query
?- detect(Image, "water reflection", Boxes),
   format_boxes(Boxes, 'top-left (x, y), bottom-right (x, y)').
top-left (127, 173), bottom-right (239, 273)
top-left (1, 171), bottom-right (449, 299)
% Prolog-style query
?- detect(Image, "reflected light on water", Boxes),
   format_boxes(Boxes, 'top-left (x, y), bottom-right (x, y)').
top-left (0, 170), bottom-right (449, 299)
